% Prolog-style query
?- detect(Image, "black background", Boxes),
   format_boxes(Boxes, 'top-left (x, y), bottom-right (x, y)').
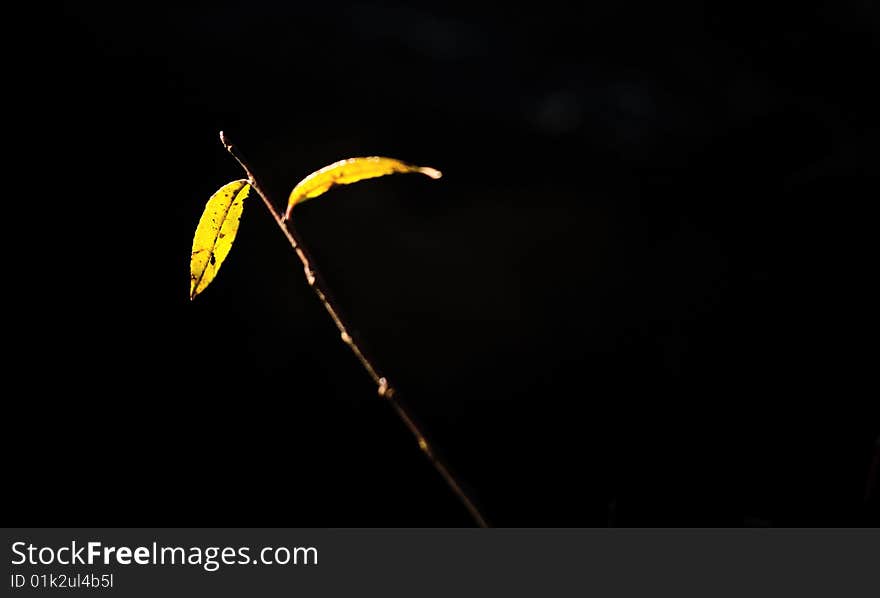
top-left (12, 1), bottom-right (877, 526)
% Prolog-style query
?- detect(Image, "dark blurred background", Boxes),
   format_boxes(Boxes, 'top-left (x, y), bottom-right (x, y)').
top-left (12, 1), bottom-right (877, 526)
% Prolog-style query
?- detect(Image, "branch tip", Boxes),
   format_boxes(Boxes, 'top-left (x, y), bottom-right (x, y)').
top-left (214, 134), bottom-right (488, 527)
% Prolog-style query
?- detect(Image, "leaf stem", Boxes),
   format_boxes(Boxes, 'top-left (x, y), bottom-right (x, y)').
top-left (219, 132), bottom-right (489, 528)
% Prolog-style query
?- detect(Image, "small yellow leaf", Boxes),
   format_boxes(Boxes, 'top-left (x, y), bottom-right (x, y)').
top-left (283, 156), bottom-right (442, 221)
top-left (190, 179), bottom-right (251, 300)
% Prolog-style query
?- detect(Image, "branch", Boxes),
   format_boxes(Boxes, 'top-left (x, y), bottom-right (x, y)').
top-left (219, 131), bottom-right (489, 528)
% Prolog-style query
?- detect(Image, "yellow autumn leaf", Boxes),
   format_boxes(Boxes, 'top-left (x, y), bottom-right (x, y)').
top-left (190, 179), bottom-right (251, 300)
top-left (283, 156), bottom-right (442, 221)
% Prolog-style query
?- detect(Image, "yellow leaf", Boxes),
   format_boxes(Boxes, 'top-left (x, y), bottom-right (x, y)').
top-left (283, 156), bottom-right (442, 221)
top-left (190, 179), bottom-right (251, 300)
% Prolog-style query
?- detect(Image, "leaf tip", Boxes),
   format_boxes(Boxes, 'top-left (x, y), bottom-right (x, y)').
top-left (418, 166), bottom-right (443, 180)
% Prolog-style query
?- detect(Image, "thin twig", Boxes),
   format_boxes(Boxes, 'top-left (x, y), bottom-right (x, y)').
top-left (219, 132), bottom-right (489, 528)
